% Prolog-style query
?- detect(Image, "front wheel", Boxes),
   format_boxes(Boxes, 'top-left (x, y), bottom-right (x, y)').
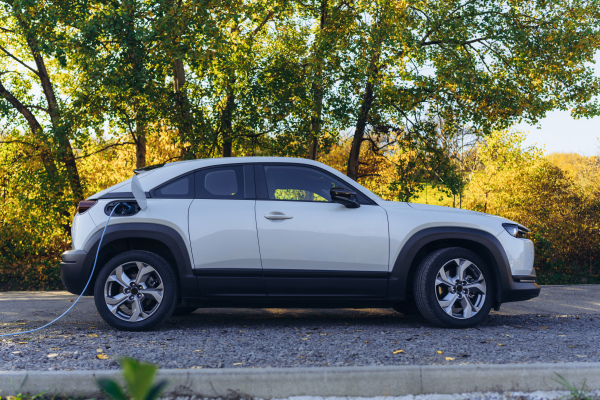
top-left (94, 250), bottom-right (178, 331)
top-left (414, 247), bottom-right (494, 328)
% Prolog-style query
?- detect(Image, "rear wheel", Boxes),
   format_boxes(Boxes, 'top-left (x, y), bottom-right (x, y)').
top-left (414, 247), bottom-right (493, 328)
top-left (94, 250), bottom-right (177, 331)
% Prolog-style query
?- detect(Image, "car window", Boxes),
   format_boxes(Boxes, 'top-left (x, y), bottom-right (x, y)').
top-left (195, 166), bottom-right (245, 199)
top-left (153, 174), bottom-right (194, 198)
top-left (264, 165), bottom-right (346, 202)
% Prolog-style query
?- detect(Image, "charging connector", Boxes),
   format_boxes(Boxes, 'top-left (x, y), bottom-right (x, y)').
top-left (104, 201), bottom-right (140, 216)
top-left (0, 203), bottom-right (121, 337)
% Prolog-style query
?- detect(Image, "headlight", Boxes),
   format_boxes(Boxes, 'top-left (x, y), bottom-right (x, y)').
top-left (502, 223), bottom-right (530, 239)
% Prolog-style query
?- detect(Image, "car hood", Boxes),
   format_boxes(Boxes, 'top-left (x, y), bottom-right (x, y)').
top-left (382, 201), bottom-right (515, 224)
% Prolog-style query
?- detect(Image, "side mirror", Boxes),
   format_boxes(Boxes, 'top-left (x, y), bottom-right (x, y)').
top-left (330, 187), bottom-right (360, 208)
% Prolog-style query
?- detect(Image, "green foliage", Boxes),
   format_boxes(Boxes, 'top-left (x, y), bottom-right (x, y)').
top-left (464, 131), bottom-right (600, 284)
top-left (97, 358), bottom-right (168, 400)
top-left (2, 0), bottom-right (600, 288)
top-left (553, 373), bottom-right (599, 400)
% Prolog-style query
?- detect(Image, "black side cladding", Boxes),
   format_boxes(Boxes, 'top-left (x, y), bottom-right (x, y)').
top-left (61, 223), bottom-right (198, 297)
top-left (387, 227), bottom-right (540, 306)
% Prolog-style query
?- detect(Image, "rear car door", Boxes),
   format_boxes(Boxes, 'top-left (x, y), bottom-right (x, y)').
top-left (254, 163), bottom-right (389, 297)
top-left (188, 164), bottom-right (265, 297)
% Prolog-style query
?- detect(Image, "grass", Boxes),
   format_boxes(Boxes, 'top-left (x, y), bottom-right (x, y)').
top-left (554, 373), bottom-right (599, 400)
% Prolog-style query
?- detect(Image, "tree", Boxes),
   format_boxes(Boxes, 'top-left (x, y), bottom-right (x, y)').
top-left (65, 0), bottom-right (169, 169)
top-left (465, 130), bottom-right (600, 282)
top-left (0, 0), bottom-right (83, 211)
top-left (341, 0), bottom-right (600, 181)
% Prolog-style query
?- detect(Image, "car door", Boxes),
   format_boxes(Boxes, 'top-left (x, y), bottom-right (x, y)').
top-left (188, 164), bottom-right (265, 297)
top-left (255, 163), bottom-right (390, 297)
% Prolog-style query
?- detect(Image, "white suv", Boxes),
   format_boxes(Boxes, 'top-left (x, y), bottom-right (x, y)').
top-left (61, 157), bottom-right (539, 331)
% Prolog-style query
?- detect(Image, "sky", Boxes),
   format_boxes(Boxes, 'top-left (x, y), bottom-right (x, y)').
top-left (514, 53), bottom-right (600, 156)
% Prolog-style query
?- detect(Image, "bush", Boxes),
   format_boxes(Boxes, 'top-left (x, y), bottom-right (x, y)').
top-left (464, 131), bottom-right (600, 284)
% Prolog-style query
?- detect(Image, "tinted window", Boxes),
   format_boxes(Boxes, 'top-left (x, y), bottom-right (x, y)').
top-left (196, 166), bottom-right (245, 199)
top-left (264, 165), bottom-right (346, 202)
top-left (153, 174), bottom-right (193, 198)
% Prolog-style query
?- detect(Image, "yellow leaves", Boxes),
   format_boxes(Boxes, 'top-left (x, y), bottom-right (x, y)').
top-left (89, 334), bottom-right (98, 338)
top-left (445, 357), bottom-right (455, 361)
top-left (393, 349), bottom-right (405, 354)
top-left (436, 350), bottom-right (443, 354)
top-left (96, 354), bottom-right (109, 360)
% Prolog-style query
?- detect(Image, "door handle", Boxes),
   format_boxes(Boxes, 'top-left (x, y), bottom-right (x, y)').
top-left (264, 212), bottom-right (293, 220)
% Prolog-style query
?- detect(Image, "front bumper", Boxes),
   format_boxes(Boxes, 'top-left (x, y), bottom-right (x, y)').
top-left (503, 274), bottom-right (541, 302)
top-left (60, 250), bottom-right (93, 295)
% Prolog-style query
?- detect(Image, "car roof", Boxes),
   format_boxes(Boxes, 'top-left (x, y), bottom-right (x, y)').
top-left (88, 156), bottom-right (383, 203)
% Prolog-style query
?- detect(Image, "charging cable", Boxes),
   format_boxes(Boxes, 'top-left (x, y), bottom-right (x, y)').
top-left (0, 203), bottom-right (120, 337)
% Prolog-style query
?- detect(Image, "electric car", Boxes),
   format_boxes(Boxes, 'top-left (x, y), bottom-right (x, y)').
top-left (60, 157), bottom-right (540, 331)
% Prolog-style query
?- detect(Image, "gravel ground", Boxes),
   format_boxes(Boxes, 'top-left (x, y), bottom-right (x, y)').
top-left (1, 308), bottom-right (600, 371)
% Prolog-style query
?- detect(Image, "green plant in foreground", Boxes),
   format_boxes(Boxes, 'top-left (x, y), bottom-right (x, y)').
top-left (554, 373), bottom-right (599, 400)
top-left (97, 358), bottom-right (167, 400)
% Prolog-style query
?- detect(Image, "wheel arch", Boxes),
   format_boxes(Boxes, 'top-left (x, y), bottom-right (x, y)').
top-left (388, 227), bottom-right (512, 308)
top-left (80, 223), bottom-right (198, 297)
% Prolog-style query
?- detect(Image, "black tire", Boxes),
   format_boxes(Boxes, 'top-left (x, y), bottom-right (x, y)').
top-left (172, 306), bottom-right (198, 316)
top-left (94, 250), bottom-right (178, 331)
top-left (414, 247), bottom-right (494, 328)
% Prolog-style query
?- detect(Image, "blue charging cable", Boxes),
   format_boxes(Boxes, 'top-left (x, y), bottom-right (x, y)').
top-left (0, 203), bottom-right (120, 337)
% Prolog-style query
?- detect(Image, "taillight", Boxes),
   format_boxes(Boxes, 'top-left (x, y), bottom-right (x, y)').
top-left (77, 200), bottom-right (97, 214)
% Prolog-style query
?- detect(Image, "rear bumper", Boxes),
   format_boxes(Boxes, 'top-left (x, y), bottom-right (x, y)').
top-left (60, 250), bottom-right (93, 295)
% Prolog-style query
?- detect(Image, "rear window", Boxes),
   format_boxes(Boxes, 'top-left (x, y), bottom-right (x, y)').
top-left (195, 166), bottom-right (245, 199)
top-left (152, 174), bottom-right (194, 198)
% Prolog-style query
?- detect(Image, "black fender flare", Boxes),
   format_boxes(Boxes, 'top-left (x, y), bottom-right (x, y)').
top-left (81, 222), bottom-right (198, 296)
top-left (387, 227), bottom-right (513, 306)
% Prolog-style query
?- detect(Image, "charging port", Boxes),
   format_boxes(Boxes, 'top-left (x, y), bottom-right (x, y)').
top-left (104, 201), bottom-right (141, 216)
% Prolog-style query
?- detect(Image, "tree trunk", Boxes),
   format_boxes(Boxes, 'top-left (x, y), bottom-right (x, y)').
top-left (308, 70), bottom-right (324, 160)
top-left (221, 80), bottom-right (235, 157)
top-left (346, 21), bottom-right (382, 181)
top-left (307, 0), bottom-right (327, 160)
top-left (173, 58), bottom-right (194, 159)
top-left (132, 97), bottom-right (147, 168)
top-left (135, 119), bottom-right (146, 169)
top-left (1, 77), bottom-right (71, 233)
top-left (23, 29), bottom-right (83, 203)
top-left (347, 74), bottom-right (376, 181)
top-left (0, 79), bottom-right (58, 179)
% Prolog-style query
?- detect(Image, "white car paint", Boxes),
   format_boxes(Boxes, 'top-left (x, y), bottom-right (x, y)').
top-left (496, 230), bottom-right (536, 276)
top-left (188, 199), bottom-right (261, 270)
top-left (73, 156), bottom-right (534, 279)
top-left (255, 200), bottom-right (389, 272)
top-left (77, 198), bottom-right (195, 265)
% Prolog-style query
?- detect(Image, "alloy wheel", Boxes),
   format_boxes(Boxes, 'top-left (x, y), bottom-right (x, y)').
top-left (434, 258), bottom-right (487, 319)
top-left (103, 261), bottom-right (164, 322)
